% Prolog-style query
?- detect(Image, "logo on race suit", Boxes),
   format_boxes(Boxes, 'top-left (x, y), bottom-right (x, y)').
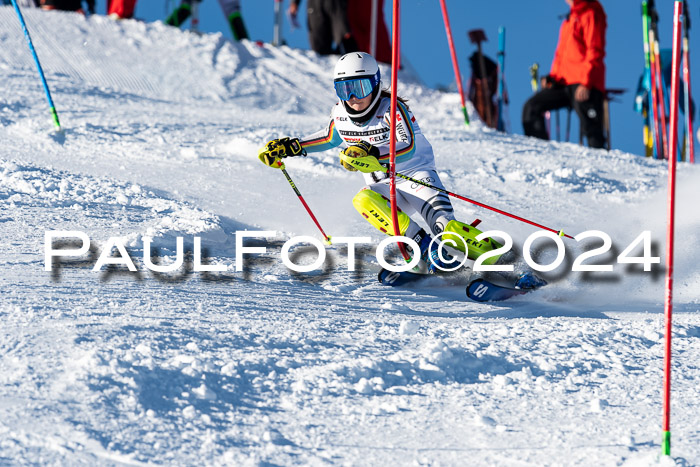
top-left (339, 129), bottom-right (388, 137)
top-left (396, 123), bottom-right (408, 143)
top-left (410, 177), bottom-right (435, 190)
top-left (344, 137), bottom-right (364, 144)
top-left (336, 116), bottom-right (348, 122)
top-left (369, 133), bottom-right (389, 144)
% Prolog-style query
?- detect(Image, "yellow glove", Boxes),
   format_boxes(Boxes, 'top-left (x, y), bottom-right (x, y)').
top-left (339, 142), bottom-right (386, 174)
top-left (339, 141), bottom-right (379, 172)
top-left (258, 137), bottom-right (305, 169)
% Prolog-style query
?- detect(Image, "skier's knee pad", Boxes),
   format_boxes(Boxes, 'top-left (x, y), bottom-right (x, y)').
top-left (352, 189), bottom-right (411, 235)
top-left (443, 220), bottom-right (503, 265)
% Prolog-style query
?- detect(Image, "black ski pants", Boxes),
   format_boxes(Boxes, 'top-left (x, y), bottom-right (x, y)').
top-left (522, 84), bottom-right (606, 149)
top-left (306, 0), bottom-right (356, 55)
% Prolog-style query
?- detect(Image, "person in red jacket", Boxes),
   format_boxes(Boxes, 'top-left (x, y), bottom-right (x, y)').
top-left (346, 0), bottom-right (392, 64)
top-left (522, 0), bottom-right (607, 148)
top-left (107, 0), bottom-right (136, 19)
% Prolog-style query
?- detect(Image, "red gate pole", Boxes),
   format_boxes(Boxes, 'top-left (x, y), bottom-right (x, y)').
top-left (389, 0), bottom-right (409, 260)
top-left (662, 1), bottom-right (683, 456)
top-left (438, 0), bottom-right (469, 126)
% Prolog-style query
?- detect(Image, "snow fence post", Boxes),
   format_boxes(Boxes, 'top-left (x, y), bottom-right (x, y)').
top-left (662, 0), bottom-right (683, 457)
top-left (10, 0), bottom-right (61, 131)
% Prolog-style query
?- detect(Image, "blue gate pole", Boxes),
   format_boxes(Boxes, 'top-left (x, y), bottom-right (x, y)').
top-left (10, 0), bottom-right (61, 131)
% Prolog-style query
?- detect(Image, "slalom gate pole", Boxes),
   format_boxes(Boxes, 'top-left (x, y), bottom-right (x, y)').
top-left (389, 0), bottom-right (410, 260)
top-left (280, 168), bottom-right (332, 245)
top-left (682, 0), bottom-right (695, 163)
top-left (273, 0), bottom-right (283, 46)
top-left (190, 0), bottom-right (199, 33)
top-left (439, 0), bottom-right (469, 126)
top-left (10, 0), bottom-right (61, 131)
top-left (662, 1), bottom-right (683, 456)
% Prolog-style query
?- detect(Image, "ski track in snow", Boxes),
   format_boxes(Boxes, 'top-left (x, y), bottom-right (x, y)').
top-left (1, 8), bottom-right (700, 466)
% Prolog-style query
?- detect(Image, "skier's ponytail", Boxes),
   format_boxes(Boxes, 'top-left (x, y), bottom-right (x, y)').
top-left (381, 89), bottom-right (409, 110)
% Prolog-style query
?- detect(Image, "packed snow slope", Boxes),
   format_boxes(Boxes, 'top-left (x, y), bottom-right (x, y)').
top-left (1, 8), bottom-right (699, 466)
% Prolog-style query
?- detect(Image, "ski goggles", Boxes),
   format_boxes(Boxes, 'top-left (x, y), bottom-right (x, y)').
top-left (334, 75), bottom-right (380, 101)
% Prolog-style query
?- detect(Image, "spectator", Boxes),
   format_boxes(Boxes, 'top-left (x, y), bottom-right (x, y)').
top-left (522, 0), bottom-right (607, 149)
top-left (107, 0), bottom-right (137, 19)
top-left (166, 0), bottom-right (248, 41)
top-left (346, 0), bottom-right (391, 64)
top-left (468, 52), bottom-right (498, 128)
top-left (39, 0), bottom-right (94, 13)
top-left (289, 0), bottom-right (358, 55)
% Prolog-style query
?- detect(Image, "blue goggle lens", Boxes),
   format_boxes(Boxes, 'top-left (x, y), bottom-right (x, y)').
top-left (334, 77), bottom-right (378, 101)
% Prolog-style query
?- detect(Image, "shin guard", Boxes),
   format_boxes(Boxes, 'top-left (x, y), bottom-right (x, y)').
top-left (352, 189), bottom-right (411, 235)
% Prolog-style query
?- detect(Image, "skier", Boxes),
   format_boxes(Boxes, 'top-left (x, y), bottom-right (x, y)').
top-left (522, 0), bottom-right (607, 149)
top-left (257, 52), bottom-right (503, 274)
top-left (166, 0), bottom-right (248, 41)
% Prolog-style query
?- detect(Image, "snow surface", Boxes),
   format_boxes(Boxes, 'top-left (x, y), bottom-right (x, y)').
top-left (1, 8), bottom-right (699, 466)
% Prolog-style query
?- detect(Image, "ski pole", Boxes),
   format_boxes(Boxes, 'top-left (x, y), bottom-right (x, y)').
top-left (394, 171), bottom-right (573, 239)
top-left (10, 0), bottom-right (61, 131)
top-left (280, 167), bottom-right (332, 245)
top-left (339, 153), bottom-right (574, 239)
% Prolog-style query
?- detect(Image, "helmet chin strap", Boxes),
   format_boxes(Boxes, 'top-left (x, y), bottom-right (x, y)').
top-left (343, 81), bottom-right (383, 122)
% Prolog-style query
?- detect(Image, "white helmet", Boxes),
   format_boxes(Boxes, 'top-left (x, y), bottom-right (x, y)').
top-left (333, 52), bottom-right (380, 83)
top-left (333, 52), bottom-right (382, 119)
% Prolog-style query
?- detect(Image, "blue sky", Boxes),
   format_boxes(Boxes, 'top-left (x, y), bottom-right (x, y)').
top-left (95, 0), bottom-right (698, 157)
